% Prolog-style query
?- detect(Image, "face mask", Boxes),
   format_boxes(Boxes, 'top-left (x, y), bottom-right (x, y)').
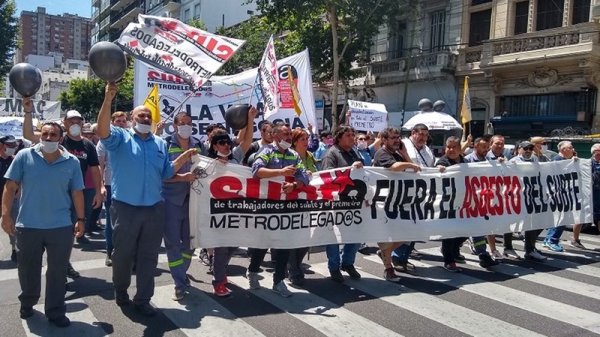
top-left (177, 125), bottom-right (193, 139)
top-left (69, 124), bottom-right (81, 137)
top-left (217, 150), bottom-right (231, 158)
top-left (134, 123), bottom-right (152, 134)
top-left (324, 138), bottom-right (334, 146)
top-left (357, 141), bottom-right (367, 150)
top-left (278, 140), bottom-right (292, 150)
top-left (4, 147), bottom-right (15, 156)
top-left (41, 141), bottom-right (59, 153)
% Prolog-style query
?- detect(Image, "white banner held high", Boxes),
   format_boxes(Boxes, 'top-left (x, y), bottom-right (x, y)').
top-left (189, 158), bottom-right (592, 249)
top-left (0, 98), bottom-right (61, 120)
top-left (257, 35), bottom-right (279, 118)
top-left (133, 50), bottom-right (317, 140)
top-left (117, 14), bottom-right (245, 90)
top-left (348, 99), bottom-right (388, 132)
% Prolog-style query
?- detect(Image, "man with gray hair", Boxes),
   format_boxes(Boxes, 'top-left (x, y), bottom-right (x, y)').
top-left (543, 141), bottom-right (586, 250)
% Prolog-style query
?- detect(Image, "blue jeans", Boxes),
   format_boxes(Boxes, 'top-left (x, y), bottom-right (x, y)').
top-left (326, 243), bottom-right (360, 271)
top-left (545, 226), bottom-right (564, 244)
top-left (391, 242), bottom-right (415, 263)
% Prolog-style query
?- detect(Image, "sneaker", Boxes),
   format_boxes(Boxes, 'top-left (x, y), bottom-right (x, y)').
top-left (19, 306), bottom-right (34, 319)
top-left (341, 265), bottom-right (361, 280)
top-left (384, 268), bottom-right (401, 282)
top-left (454, 254), bottom-right (466, 264)
top-left (10, 249), bottom-right (17, 263)
top-left (272, 281), bottom-right (292, 297)
top-left (247, 271), bottom-right (260, 289)
top-left (67, 263), bottom-right (80, 279)
top-left (467, 239), bottom-right (477, 254)
top-left (491, 249), bottom-right (503, 261)
top-left (115, 291), bottom-right (130, 307)
top-left (357, 243), bottom-right (369, 254)
top-left (444, 262), bottom-right (462, 272)
top-left (48, 315), bottom-right (71, 327)
top-left (525, 250), bottom-right (547, 261)
top-left (409, 248), bottom-right (422, 260)
top-left (199, 249), bottom-right (210, 266)
top-left (569, 239), bottom-right (586, 250)
top-left (105, 253), bottom-right (112, 267)
top-left (213, 282), bottom-right (231, 297)
top-left (134, 303), bottom-right (157, 317)
top-left (543, 240), bottom-right (564, 252)
top-left (172, 288), bottom-right (185, 301)
top-left (503, 248), bottom-right (520, 259)
top-left (330, 269), bottom-right (344, 283)
top-left (207, 255), bottom-right (214, 274)
top-left (289, 276), bottom-right (305, 287)
top-left (478, 253), bottom-right (499, 268)
top-left (76, 235), bottom-right (90, 244)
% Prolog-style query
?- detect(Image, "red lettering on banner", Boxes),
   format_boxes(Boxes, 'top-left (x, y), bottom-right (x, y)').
top-left (185, 31), bottom-right (234, 61)
top-left (147, 70), bottom-right (186, 84)
top-left (211, 176), bottom-right (242, 199)
top-left (460, 175), bottom-right (522, 219)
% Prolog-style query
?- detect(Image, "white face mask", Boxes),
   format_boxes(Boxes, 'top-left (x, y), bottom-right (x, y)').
top-left (357, 140), bottom-right (367, 150)
top-left (177, 125), bottom-right (193, 139)
top-left (4, 147), bottom-right (16, 156)
top-left (278, 140), bottom-right (292, 150)
top-left (134, 123), bottom-right (152, 134)
top-left (41, 141), bottom-right (59, 153)
top-left (217, 150), bottom-right (232, 158)
top-left (69, 124), bottom-right (81, 137)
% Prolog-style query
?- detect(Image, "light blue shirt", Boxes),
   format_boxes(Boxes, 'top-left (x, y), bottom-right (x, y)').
top-left (4, 144), bottom-right (84, 229)
top-left (102, 126), bottom-right (174, 206)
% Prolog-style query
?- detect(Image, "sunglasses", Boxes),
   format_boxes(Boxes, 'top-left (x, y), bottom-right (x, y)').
top-left (523, 146), bottom-right (534, 151)
top-left (357, 138), bottom-right (367, 141)
top-left (216, 140), bottom-right (231, 146)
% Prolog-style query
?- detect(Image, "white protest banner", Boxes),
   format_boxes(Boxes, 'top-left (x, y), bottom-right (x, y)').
top-left (348, 99), bottom-right (388, 132)
top-left (117, 14), bottom-right (245, 90)
top-left (0, 117), bottom-right (39, 137)
top-left (0, 98), bottom-right (61, 120)
top-left (257, 35), bottom-right (279, 118)
top-left (190, 158), bottom-right (592, 249)
top-left (133, 49), bottom-right (317, 140)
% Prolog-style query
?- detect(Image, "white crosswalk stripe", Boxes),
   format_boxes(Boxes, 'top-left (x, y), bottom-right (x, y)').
top-left (24, 299), bottom-right (107, 337)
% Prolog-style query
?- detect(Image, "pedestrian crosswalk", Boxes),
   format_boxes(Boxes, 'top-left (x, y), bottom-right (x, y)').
top-left (2, 232), bottom-right (600, 337)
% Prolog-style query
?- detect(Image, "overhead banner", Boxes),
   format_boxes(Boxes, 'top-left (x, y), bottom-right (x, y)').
top-left (257, 35), bottom-right (279, 119)
top-left (133, 49), bottom-right (317, 139)
top-left (117, 14), bottom-right (245, 90)
top-left (348, 99), bottom-right (388, 132)
top-left (189, 158), bottom-right (592, 249)
top-left (0, 98), bottom-right (61, 120)
top-left (0, 117), bottom-right (39, 138)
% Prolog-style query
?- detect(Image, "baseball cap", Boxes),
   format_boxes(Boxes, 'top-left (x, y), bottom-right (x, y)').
top-left (0, 135), bottom-right (17, 145)
top-left (65, 110), bottom-right (83, 120)
top-left (519, 141), bottom-right (533, 149)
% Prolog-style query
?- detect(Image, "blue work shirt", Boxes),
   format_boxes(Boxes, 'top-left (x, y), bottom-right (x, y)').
top-left (4, 144), bottom-right (84, 229)
top-left (162, 135), bottom-right (203, 206)
top-left (252, 144), bottom-right (310, 185)
top-left (102, 126), bottom-right (174, 206)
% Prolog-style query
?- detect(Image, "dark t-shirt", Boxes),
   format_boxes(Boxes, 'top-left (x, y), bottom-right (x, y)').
top-left (321, 145), bottom-right (363, 170)
top-left (61, 137), bottom-right (99, 177)
top-left (0, 156), bottom-right (13, 197)
top-left (436, 155), bottom-right (465, 167)
top-left (373, 148), bottom-right (405, 168)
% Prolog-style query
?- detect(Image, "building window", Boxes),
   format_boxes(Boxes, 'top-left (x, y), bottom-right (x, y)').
top-left (499, 91), bottom-right (595, 118)
top-left (430, 10), bottom-right (446, 52)
top-left (514, 1), bottom-right (529, 35)
top-left (469, 9), bottom-right (491, 46)
top-left (536, 0), bottom-right (564, 31)
top-left (572, 0), bottom-right (590, 24)
top-left (184, 8), bottom-right (191, 22)
top-left (472, 0), bottom-right (492, 5)
top-left (389, 20), bottom-right (405, 59)
top-left (194, 3), bottom-right (201, 19)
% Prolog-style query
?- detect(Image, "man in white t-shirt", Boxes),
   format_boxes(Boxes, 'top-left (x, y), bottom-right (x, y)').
top-left (402, 124), bottom-right (435, 167)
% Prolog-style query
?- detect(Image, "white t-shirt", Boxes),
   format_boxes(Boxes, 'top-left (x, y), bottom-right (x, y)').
top-left (402, 138), bottom-right (435, 167)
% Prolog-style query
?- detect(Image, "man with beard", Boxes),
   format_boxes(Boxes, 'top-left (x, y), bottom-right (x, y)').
top-left (96, 83), bottom-right (197, 316)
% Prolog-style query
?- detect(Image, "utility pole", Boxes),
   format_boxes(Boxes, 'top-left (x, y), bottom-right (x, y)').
top-left (400, 5), bottom-right (419, 127)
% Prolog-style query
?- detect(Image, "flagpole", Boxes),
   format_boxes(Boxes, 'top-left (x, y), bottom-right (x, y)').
top-left (163, 89), bottom-right (197, 122)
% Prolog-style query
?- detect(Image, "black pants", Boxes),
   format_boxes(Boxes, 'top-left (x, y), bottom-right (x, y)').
top-left (248, 248), bottom-right (290, 285)
top-left (288, 247), bottom-right (309, 280)
top-left (524, 229), bottom-right (543, 253)
top-left (441, 237), bottom-right (467, 264)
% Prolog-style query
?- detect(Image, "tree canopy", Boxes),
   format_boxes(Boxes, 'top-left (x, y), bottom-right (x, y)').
top-left (0, 0), bottom-right (18, 84)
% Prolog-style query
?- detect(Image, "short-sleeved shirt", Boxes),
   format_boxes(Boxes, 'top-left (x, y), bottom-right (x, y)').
top-left (402, 138), bottom-right (435, 167)
top-left (509, 155), bottom-right (538, 163)
top-left (436, 155), bottom-right (465, 167)
top-left (486, 149), bottom-right (512, 161)
top-left (4, 144), bottom-right (84, 229)
top-left (464, 152), bottom-right (488, 163)
top-left (96, 140), bottom-right (111, 185)
top-left (162, 135), bottom-right (204, 206)
top-left (61, 136), bottom-right (100, 181)
top-left (373, 148), bottom-right (405, 168)
top-left (101, 126), bottom-right (174, 206)
top-left (321, 144), bottom-right (364, 171)
top-left (252, 144), bottom-right (310, 185)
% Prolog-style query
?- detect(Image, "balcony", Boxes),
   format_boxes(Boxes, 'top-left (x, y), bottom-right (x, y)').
top-left (111, 1), bottom-right (142, 30)
top-left (92, 9), bottom-right (99, 21)
top-left (458, 22), bottom-right (600, 72)
top-left (146, 0), bottom-right (181, 16)
top-left (365, 50), bottom-right (457, 86)
top-left (93, 0), bottom-right (101, 8)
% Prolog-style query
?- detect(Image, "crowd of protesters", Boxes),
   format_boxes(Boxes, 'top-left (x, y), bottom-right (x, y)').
top-left (2, 85), bottom-right (600, 326)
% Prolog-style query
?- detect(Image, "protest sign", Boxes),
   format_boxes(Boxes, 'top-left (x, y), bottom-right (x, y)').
top-left (348, 100), bottom-right (388, 132)
top-left (0, 98), bottom-right (61, 120)
top-left (190, 158), bottom-right (592, 249)
top-left (133, 50), bottom-right (317, 139)
top-left (117, 14), bottom-right (245, 90)
top-left (256, 35), bottom-right (279, 118)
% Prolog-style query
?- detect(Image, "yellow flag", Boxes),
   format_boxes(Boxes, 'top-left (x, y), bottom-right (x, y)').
top-left (460, 76), bottom-right (472, 125)
top-left (144, 84), bottom-right (160, 123)
top-left (287, 65), bottom-right (302, 116)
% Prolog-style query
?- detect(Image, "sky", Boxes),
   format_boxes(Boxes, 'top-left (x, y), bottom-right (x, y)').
top-left (15, 0), bottom-right (92, 17)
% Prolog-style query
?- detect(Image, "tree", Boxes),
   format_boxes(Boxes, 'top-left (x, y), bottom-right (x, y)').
top-left (60, 64), bottom-right (134, 121)
top-left (0, 0), bottom-right (17, 87)
top-left (252, 0), bottom-right (408, 129)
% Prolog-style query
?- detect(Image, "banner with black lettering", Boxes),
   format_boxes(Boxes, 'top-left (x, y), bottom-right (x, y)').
top-left (189, 157), bottom-right (592, 249)
top-left (0, 98), bottom-right (61, 120)
top-left (117, 14), bottom-right (245, 90)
